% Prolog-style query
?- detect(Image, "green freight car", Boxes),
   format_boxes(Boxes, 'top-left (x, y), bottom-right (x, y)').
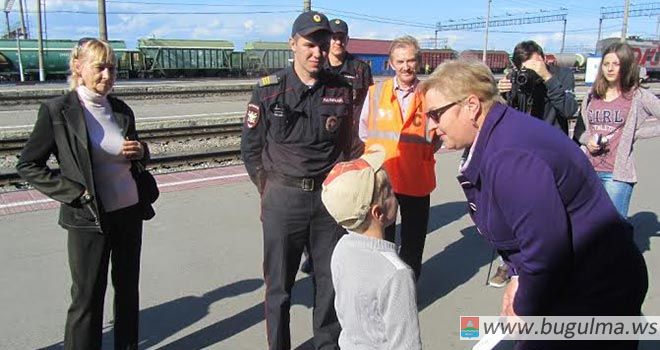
top-left (243, 41), bottom-right (292, 77)
top-left (135, 38), bottom-right (235, 78)
top-left (0, 39), bottom-right (129, 81)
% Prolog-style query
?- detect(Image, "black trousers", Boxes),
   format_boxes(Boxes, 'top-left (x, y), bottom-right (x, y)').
top-left (64, 204), bottom-right (143, 350)
top-left (261, 181), bottom-right (344, 350)
top-left (384, 193), bottom-right (430, 281)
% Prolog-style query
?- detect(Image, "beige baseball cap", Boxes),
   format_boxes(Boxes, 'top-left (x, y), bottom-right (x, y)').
top-left (322, 144), bottom-right (386, 230)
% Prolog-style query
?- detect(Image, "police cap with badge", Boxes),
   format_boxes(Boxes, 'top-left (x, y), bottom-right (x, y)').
top-left (329, 18), bottom-right (348, 35)
top-left (291, 11), bottom-right (331, 37)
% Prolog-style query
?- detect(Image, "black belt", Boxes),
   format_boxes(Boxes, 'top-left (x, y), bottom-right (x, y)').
top-left (267, 172), bottom-right (326, 192)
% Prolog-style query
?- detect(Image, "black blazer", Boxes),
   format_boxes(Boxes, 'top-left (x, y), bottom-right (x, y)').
top-left (16, 90), bottom-right (150, 232)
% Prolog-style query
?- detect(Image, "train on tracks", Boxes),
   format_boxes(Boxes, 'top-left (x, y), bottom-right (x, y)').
top-left (1, 37), bottom-right (657, 81)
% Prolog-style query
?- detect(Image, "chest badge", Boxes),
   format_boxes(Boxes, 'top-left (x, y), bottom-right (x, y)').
top-left (322, 96), bottom-right (345, 104)
top-left (273, 105), bottom-right (284, 117)
top-left (325, 116), bottom-right (339, 133)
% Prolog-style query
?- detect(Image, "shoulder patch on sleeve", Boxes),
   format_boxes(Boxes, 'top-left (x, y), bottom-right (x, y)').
top-left (380, 251), bottom-right (408, 271)
top-left (245, 103), bottom-right (260, 128)
top-left (258, 75), bottom-right (280, 87)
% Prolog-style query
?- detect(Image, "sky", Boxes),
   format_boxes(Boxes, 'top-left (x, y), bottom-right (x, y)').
top-left (2, 0), bottom-right (658, 54)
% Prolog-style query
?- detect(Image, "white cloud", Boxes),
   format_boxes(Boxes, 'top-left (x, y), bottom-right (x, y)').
top-left (262, 21), bottom-right (288, 36)
top-left (191, 27), bottom-right (212, 38)
top-left (243, 20), bottom-right (255, 32)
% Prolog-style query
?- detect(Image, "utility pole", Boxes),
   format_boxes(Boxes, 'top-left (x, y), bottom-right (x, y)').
top-left (596, 17), bottom-right (603, 50)
top-left (4, 11), bottom-right (9, 37)
top-left (18, 0), bottom-right (25, 38)
top-left (656, 16), bottom-right (659, 40)
top-left (303, 0), bottom-right (311, 12)
top-left (36, 0), bottom-right (44, 81)
top-left (98, 0), bottom-right (107, 40)
top-left (560, 19), bottom-right (567, 53)
top-left (621, 0), bottom-right (630, 42)
top-left (482, 0), bottom-right (491, 63)
top-left (4, 0), bottom-right (14, 38)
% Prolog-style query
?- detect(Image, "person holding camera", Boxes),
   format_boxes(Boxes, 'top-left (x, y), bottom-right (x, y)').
top-left (574, 42), bottom-right (660, 218)
top-left (498, 40), bottom-right (578, 134)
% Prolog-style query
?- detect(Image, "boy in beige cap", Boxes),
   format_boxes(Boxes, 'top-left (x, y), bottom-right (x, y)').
top-left (322, 145), bottom-right (422, 350)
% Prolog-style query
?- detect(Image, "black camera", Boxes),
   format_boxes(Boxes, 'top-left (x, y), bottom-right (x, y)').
top-left (509, 67), bottom-right (540, 95)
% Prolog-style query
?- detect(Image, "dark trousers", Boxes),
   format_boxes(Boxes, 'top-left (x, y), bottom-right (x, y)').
top-left (261, 182), bottom-right (344, 350)
top-left (64, 204), bottom-right (143, 350)
top-left (384, 193), bottom-right (430, 281)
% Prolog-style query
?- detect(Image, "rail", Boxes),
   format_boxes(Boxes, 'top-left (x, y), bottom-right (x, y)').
top-left (0, 122), bottom-right (244, 187)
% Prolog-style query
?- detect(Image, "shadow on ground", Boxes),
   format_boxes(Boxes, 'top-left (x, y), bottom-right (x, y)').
top-left (38, 201), bottom-right (496, 349)
top-left (630, 211), bottom-right (660, 253)
top-left (38, 278), bottom-right (264, 350)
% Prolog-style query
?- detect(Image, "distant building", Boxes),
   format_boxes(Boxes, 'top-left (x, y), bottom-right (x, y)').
top-left (347, 38), bottom-right (393, 76)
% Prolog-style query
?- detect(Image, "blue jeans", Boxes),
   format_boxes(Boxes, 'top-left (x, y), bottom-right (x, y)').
top-left (597, 172), bottom-right (634, 218)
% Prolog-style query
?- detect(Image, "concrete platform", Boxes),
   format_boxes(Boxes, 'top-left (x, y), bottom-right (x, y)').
top-left (1, 139), bottom-right (659, 349)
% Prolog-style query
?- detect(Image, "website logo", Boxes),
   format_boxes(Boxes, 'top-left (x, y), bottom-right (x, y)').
top-left (461, 316), bottom-right (480, 339)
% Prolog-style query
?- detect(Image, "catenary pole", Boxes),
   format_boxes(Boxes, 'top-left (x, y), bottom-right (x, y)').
top-left (98, 0), bottom-right (107, 40)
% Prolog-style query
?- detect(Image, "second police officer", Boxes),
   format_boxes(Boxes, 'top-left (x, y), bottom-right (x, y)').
top-left (240, 11), bottom-right (353, 350)
top-left (326, 18), bottom-right (374, 157)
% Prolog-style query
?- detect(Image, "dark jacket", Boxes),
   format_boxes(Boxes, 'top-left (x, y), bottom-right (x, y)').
top-left (240, 67), bottom-right (353, 193)
top-left (325, 52), bottom-right (373, 118)
top-left (459, 103), bottom-right (647, 316)
top-left (505, 65), bottom-right (578, 134)
top-left (325, 53), bottom-right (373, 158)
top-left (16, 90), bottom-right (151, 232)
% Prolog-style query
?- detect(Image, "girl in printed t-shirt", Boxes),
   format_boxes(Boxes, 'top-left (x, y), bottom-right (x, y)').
top-left (576, 42), bottom-right (660, 218)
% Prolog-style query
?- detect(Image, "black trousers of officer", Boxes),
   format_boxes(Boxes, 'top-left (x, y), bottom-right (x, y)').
top-left (64, 204), bottom-right (143, 350)
top-left (261, 181), bottom-right (344, 350)
top-left (384, 193), bottom-right (430, 281)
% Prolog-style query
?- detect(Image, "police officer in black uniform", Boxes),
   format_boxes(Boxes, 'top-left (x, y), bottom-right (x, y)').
top-left (326, 18), bottom-right (373, 157)
top-left (240, 11), bottom-right (352, 350)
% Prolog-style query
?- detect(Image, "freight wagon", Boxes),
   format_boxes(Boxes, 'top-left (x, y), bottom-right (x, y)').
top-left (0, 39), bottom-right (129, 81)
top-left (419, 48), bottom-right (458, 74)
top-left (134, 38), bottom-right (235, 78)
top-left (1, 37), bottom-right (515, 81)
top-left (242, 41), bottom-right (292, 77)
top-left (458, 50), bottom-right (509, 73)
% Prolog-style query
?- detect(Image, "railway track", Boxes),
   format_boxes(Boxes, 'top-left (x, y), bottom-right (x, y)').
top-left (0, 122), bottom-right (244, 187)
top-left (0, 122), bottom-right (244, 154)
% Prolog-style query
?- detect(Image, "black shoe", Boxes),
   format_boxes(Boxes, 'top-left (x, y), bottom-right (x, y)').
top-left (300, 258), bottom-right (314, 274)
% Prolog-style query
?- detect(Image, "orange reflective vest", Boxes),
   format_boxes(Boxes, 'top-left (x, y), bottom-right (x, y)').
top-left (364, 78), bottom-right (436, 196)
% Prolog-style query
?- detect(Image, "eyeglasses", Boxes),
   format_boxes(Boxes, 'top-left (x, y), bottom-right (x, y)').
top-left (427, 99), bottom-right (463, 122)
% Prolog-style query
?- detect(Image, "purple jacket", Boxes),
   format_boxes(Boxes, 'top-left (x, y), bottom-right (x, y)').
top-left (459, 103), bottom-right (647, 316)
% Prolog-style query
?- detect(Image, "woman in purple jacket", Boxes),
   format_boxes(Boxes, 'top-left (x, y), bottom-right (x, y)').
top-left (576, 42), bottom-right (660, 218)
top-left (422, 59), bottom-right (647, 350)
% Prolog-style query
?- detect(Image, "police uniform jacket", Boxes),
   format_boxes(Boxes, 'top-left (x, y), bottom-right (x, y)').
top-left (241, 66), bottom-right (353, 192)
top-left (459, 103), bottom-right (647, 316)
top-left (325, 52), bottom-right (373, 118)
top-left (16, 91), bottom-right (151, 232)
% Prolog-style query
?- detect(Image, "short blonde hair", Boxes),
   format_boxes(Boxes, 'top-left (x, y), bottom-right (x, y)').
top-left (350, 169), bottom-right (392, 233)
top-left (68, 38), bottom-right (116, 91)
top-left (388, 35), bottom-right (420, 59)
top-left (420, 59), bottom-right (504, 104)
